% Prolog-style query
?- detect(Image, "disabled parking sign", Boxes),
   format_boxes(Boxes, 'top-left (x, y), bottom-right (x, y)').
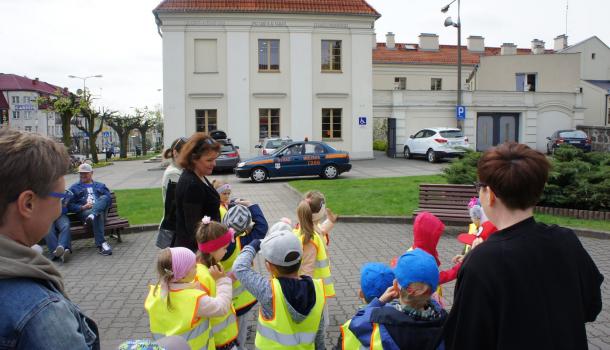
top-left (358, 116), bottom-right (367, 127)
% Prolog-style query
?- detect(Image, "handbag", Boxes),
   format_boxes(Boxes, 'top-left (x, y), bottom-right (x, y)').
top-left (156, 228), bottom-right (175, 249)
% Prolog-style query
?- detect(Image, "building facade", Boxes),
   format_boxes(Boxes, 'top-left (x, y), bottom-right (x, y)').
top-left (153, 0), bottom-right (379, 159)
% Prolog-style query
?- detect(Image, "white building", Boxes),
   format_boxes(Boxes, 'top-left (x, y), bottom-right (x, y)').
top-left (0, 74), bottom-right (64, 139)
top-left (153, 0), bottom-right (379, 159)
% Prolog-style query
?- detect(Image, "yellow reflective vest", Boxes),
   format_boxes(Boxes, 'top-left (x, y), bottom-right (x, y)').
top-left (340, 319), bottom-right (368, 350)
top-left (144, 284), bottom-right (213, 350)
top-left (255, 278), bottom-right (325, 349)
top-left (219, 205), bottom-right (228, 221)
top-left (219, 237), bottom-right (258, 313)
top-left (196, 264), bottom-right (239, 348)
top-left (294, 228), bottom-right (336, 297)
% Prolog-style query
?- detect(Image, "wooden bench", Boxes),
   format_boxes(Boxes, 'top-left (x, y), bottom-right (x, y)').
top-left (413, 184), bottom-right (478, 224)
top-left (68, 192), bottom-right (129, 243)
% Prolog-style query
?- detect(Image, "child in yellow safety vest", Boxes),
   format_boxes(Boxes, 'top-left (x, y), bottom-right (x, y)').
top-left (195, 216), bottom-right (240, 350)
top-left (303, 191), bottom-right (338, 246)
top-left (221, 202), bottom-right (268, 350)
top-left (144, 247), bottom-right (233, 350)
top-left (233, 221), bottom-right (327, 350)
top-left (212, 180), bottom-right (231, 221)
top-left (341, 249), bottom-right (448, 350)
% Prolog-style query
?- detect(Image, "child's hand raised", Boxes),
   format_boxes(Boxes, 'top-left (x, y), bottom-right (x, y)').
top-left (209, 264), bottom-right (226, 280)
top-left (326, 208), bottom-right (338, 223)
top-left (452, 254), bottom-right (464, 265)
top-left (379, 286), bottom-right (398, 303)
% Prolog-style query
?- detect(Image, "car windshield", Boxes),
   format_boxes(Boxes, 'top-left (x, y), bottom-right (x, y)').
top-left (439, 130), bottom-right (464, 138)
top-left (558, 130), bottom-right (587, 138)
top-left (266, 139), bottom-right (293, 149)
top-left (220, 144), bottom-right (234, 152)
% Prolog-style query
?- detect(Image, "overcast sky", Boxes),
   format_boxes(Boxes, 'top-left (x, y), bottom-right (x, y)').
top-left (1, 0), bottom-right (608, 114)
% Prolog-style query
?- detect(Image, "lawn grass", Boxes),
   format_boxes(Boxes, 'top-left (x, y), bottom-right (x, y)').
top-left (114, 188), bottom-right (163, 225)
top-left (289, 176), bottom-right (610, 232)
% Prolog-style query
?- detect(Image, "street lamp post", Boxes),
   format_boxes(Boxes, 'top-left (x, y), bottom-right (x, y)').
top-left (442, 0), bottom-right (463, 130)
top-left (68, 74), bottom-right (102, 158)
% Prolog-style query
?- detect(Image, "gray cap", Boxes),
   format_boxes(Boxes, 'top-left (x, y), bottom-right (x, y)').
top-left (260, 226), bottom-right (302, 267)
top-left (78, 163), bottom-right (93, 173)
top-left (222, 204), bottom-right (252, 233)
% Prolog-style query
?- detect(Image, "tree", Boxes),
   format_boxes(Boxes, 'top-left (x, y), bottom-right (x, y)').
top-left (133, 107), bottom-right (158, 156)
top-left (106, 114), bottom-right (140, 158)
top-left (37, 89), bottom-right (79, 150)
top-left (73, 92), bottom-right (115, 163)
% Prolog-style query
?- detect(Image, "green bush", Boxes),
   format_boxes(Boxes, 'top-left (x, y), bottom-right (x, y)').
top-left (373, 140), bottom-right (387, 151)
top-left (442, 149), bottom-right (481, 184)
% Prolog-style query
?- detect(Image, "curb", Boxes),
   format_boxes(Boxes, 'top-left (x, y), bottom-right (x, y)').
top-left (123, 224), bottom-right (159, 235)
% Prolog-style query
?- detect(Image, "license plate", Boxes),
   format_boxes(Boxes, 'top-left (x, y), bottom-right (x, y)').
top-left (569, 141), bottom-right (580, 144)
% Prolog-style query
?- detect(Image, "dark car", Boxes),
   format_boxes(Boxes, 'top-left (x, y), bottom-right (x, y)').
top-left (546, 129), bottom-right (591, 154)
top-left (214, 140), bottom-right (241, 171)
top-left (234, 141), bottom-right (351, 183)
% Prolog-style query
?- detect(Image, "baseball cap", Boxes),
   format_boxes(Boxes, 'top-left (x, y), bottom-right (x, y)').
top-left (457, 221), bottom-right (498, 246)
top-left (360, 262), bottom-right (395, 302)
top-left (393, 248), bottom-right (439, 291)
top-left (78, 163), bottom-right (93, 173)
top-left (260, 227), bottom-right (303, 267)
top-left (222, 204), bottom-right (252, 233)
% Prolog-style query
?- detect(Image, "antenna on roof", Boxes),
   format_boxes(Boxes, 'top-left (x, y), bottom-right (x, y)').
top-left (565, 0), bottom-right (569, 37)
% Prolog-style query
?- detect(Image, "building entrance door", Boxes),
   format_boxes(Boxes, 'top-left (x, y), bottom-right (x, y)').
top-left (476, 113), bottom-right (520, 151)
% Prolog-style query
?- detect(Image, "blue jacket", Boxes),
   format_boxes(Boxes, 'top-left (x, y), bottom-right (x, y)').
top-left (349, 298), bottom-right (447, 350)
top-left (67, 181), bottom-right (111, 213)
top-left (0, 278), bottom-right (100, 349)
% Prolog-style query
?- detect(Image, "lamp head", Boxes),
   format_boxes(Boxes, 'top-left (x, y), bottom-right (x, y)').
top-left (441, 5), bottom-right (450, 13)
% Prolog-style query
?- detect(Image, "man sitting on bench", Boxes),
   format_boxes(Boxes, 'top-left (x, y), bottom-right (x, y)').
top-left (68, 163), bottom-right (113, 256)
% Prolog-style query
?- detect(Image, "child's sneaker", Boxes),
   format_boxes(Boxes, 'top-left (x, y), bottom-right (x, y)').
top-left (98, 242), bottom-right (112, 256)
top-left (61, 248), bottom-right (71, 263)
top-left (53, 245), bottom-right (64, 258)
top-left (85, 214), bottom-right (95, 226)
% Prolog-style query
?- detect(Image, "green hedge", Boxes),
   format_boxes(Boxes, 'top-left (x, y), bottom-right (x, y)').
top-left (373, 140), bottom-right (387, 152)
top-left (442, 145), bottom-right (610, 211)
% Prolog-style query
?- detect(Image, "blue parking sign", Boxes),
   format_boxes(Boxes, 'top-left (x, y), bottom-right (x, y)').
top-left (456, 105), bottom-right (466, 120)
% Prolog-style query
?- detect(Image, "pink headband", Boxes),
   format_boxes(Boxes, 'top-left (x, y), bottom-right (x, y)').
top-left (198, 228), bottom-right (235, 253)
top-left (217, 184), bottom-right (231, 194)
top-left (169, 247), bottom-right (196, 282)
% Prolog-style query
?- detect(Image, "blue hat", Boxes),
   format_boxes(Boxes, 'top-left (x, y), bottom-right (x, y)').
top-left (360, 262), bottom-right (395, 302)
top-left (393, 249), bottom-right (439, 292)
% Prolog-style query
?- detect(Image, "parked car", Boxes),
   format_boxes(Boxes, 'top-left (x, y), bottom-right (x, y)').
top-left (255, 137), bottom-right (294, 156)
top-left (235, 141), bottom-right (351, 183)
top-left (403, 127), bottom-right (470, 163)
top-left (214, 139), bottom-right (241, 171)
top-left (546, 129), bottom-right (591, 154)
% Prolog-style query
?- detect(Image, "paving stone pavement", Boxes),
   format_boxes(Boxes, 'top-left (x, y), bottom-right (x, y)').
top-left (50, 179), bottom-right (610, 350)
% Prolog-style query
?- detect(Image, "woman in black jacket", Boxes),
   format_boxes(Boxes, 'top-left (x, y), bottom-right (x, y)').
top-left (173, 133), bottom-right (221, 252)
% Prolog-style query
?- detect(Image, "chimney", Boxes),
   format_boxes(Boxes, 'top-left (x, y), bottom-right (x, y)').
top-left (33, 77), bottom-right (39, 85)
top-left (418, 33), bottom-right (439, 51)
top-left (500, 43), bottom-right (517, 55)
top-left (531, 39), bottom-right (545, 54)
top-left (467, 36), bottom-right (485, 52)
top-left (554, 34), bottom-right (568, 51)
top-left (386, 32), bottom-right (396, 49)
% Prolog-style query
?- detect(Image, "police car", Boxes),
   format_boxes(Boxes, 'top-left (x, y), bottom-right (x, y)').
top-left (235, 141), bottom-right (351, 183)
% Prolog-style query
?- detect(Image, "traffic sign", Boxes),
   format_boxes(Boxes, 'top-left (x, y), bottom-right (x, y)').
top-left (456, 105), bottom-right (466, 120)
top-left (103, 131), bottom-right (110, 138)
top-left (358, 116), bottom-right (367, 126)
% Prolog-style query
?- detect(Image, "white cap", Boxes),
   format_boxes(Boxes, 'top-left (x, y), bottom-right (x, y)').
top-left (78, 163), bottom-right (93, 173)
top-left (260, 225), bottom-right (302, 267)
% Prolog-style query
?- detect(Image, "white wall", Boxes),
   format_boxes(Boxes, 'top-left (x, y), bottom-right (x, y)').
top-left (563, 37), bottom-right (610, 81)
top-left (536, 110), bottom-right (572, 151)
top-left (373, 64), bottom-right (473, 91)
top-left (581, 81), bottom-right (608, 126)
top-left (350, 30), bottom-right (374, 159)
top-left (227, 30), bottom-right (251, 156)
top-left (162, 30), bottom-right (186, 148)
top-left (290, 30), bottom-right (313, 141)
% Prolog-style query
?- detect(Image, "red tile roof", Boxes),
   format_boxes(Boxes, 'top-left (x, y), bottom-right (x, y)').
top-left (0, 92), bottom-right (8, 109)
top-left (0, 74), bottom-right (64, 95)
top-left (154, 0), bottom-right (380, 17)
top-left (373, 43), bottom-right (538, 65)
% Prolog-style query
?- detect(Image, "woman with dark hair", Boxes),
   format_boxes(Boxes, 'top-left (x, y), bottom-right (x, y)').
top-left (439, 142), bottom-right (603, 350)
top-left (156, 137), bottom-right (188, 248)
top-left (173, 133), bottom-right (222, 251)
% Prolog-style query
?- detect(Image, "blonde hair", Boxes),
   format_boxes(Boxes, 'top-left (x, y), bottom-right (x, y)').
top-left (304, 191), bottom-right (325, 221)
top-left (399, 282), bottom-right (432, 310)
top-left (212, 179), bottom-right (230, 193)
top-left (297, 200), bottom-right (316, 244)
top-left (195, 220), bottom-right (229, 267)
top-left (154, 248), bottom-right (175, 310)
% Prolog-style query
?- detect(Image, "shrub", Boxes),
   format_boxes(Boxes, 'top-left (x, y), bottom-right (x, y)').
top-left (442, 149), bottom-right (481, 184)
top-left (373, 140), bottom-right (387, 152)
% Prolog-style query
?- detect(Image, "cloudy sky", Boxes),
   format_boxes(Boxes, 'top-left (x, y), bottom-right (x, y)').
top-left (1, 0), bottom-right (608, 114)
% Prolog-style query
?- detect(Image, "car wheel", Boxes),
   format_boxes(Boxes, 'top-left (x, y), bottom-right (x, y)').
top-left (250, 167), bottom-right (268, 183)
top-left (322, 164), bottom-right (338, 179)
top-left (404, 146), bottom-right (412, 159)
top-left (426, 149), bottom-right (438, 163)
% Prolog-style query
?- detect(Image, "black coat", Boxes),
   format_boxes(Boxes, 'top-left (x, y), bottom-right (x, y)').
top-left (439, 217), bottom-right (603, 350)
top-left (174, 169), bottom-right (220, 252)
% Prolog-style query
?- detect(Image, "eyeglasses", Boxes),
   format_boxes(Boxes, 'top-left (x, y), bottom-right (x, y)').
top-left (473, 181), bottom-right (488, 192)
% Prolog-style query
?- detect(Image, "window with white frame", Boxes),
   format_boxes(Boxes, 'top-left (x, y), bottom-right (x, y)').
top-left (431, 78), bottom-right (442, 91)
top-left (321, 40), bottom-right (342, 72)
top-left (322, 108), bottom-right (342, 139)
top-left (259, 109), bottom-right (280, 139)
top-left (12, 111), bottom-right (19, 119)
top-left (258, 39), bottom-right (280, 71)
top-left (394, 77), bottom-right (406, 90)
top-left (195, 109), bottom-right (217, 132)
top-left (516, 73), bottom-right (536, 92)
top-left (11, 96), bottom-right (19, 104)
top-left (24, 126), bottom-right (32, 132)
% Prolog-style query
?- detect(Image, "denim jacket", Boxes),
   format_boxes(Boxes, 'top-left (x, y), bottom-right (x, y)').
top-left (68, 181), bottom-right (111, 213)
top-left (0, 278), bottom-right (100, 350)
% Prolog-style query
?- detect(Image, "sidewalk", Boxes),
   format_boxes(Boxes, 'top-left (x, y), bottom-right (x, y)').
top-left (54, 180), bottom-right (610, 350)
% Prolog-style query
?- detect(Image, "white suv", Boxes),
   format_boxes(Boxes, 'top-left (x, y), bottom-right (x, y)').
top-left (403, 127), bottom-right (470, 163)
